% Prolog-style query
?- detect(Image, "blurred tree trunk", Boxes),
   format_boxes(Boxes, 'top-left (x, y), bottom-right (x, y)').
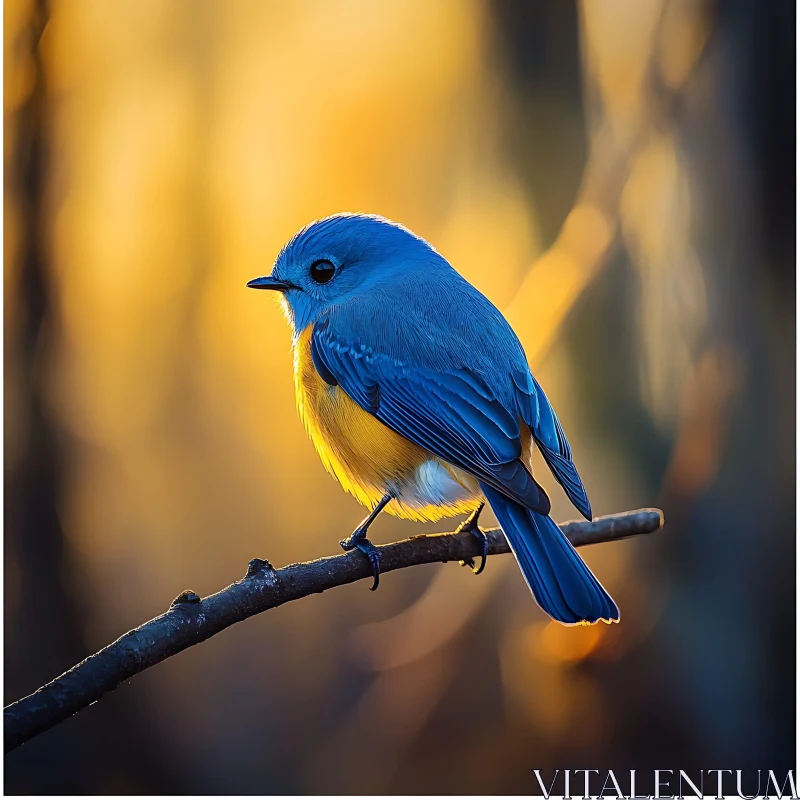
top-left (4, 0), bottom-right (89, 789)
top-left (3, 1), bottom-right (178, 792)
top-left (4, 0), bottom-right (87, 710)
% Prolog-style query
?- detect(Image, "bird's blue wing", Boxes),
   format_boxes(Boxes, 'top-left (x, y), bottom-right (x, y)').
top-left (513, 369), bottom-right (592, 520)
top-left (311, 319), bottom-right (551, 514)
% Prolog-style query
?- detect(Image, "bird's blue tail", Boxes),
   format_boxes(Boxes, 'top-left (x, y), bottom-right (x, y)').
top-left (481, 484), bottom-right (619, 625)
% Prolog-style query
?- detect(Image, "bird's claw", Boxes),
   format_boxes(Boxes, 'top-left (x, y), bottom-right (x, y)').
top-left (356, 540), bottom-right (382, 591)
top-left (340, 529), bottom-right (382, 590)
top-left (456, 510), bottom-right (489, 576)
top-left (458, 536), bottom-right (488, 575)
top-left (472, 532), bottom-right (489, 575)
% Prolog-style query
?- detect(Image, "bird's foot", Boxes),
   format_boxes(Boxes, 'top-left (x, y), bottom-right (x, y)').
top-left (339, 525), bottom-right (367, 552)
top-left (340, 529), bottom-right (382, 591)
top-left (456, 506), bottom-right (489, 575)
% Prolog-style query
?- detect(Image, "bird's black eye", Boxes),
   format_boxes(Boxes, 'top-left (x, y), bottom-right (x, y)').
top-left (310, 259), bottom-right (336, 284)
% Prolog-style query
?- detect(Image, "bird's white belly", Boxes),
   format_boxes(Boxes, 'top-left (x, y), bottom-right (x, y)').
top-left (390, 459), bottom-right (482, 521)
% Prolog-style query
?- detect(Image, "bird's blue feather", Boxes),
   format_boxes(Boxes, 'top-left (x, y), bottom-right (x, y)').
top-left (513, 370), bottom-right (592, 520)
top-left (312, 319), bottom-right (551, 515)
top-left (482, 484), bottom-right (618, 624)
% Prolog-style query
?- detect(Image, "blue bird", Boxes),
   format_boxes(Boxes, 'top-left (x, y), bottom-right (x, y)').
top-left (248, 213), bottom-right (619, 625)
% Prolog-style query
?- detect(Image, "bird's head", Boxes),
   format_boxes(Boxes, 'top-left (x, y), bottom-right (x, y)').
top-left (248, 213), bottom-right (446, 337)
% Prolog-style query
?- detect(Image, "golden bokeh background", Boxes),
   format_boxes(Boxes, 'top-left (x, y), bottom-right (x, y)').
top-left (5, 0), bottom-right (794, 794)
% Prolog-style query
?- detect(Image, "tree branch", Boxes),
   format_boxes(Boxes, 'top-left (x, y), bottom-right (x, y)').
top-left (4, 507), bottom-right (663, 752)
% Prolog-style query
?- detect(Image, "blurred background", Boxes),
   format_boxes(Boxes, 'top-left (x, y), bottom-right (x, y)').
top-left (4, 0), bottom-right (795, 794)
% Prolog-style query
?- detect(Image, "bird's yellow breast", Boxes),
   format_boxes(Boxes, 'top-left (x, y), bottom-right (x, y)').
top-left (293, 326), bottom-right (478, 521)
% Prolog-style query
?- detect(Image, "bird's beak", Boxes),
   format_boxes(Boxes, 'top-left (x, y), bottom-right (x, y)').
top-left (246, 275), bottom-right (291, 292)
